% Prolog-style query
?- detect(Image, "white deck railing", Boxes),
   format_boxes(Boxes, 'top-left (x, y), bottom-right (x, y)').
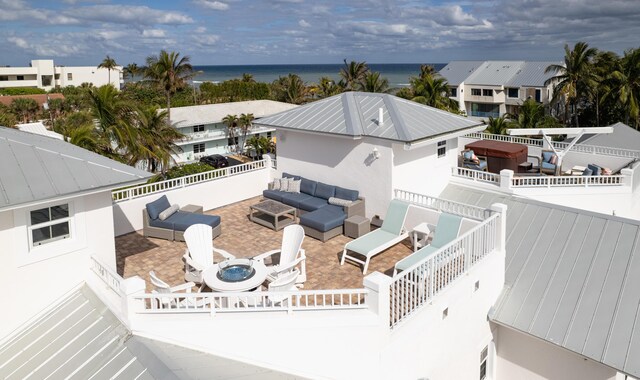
top-left (394, 189), bottom-right (492, 220)
top-left (511, 174), bottom-right (626, 187)
top-left (466, 132), bottom-right (544, 147)
top-left (452, 167), bottom-right (501, 185)
top-left (112, 160), bottom-right (267, 202)
top-left (130, 288), bottom-right (369, 315)
top-left (389, 213), bottom-right (500, 329)
top-left (90, 256), bottom-right (124, 296)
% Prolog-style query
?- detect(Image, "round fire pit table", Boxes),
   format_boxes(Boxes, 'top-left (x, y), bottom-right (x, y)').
top-left (203, 258), bottom-right (268, 292)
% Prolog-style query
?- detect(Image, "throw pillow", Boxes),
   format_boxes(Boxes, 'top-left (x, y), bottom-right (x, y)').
top-left (582, 168), bottom-right (593, 176)
top-left (288, 179), bottom-right (301, 193)
top-left (271, 178), bottom-right (282, 191)
top-left (159, 204), bottom-right (180, 220)
top-left (549, 154), bottom-right (558, 165)
top-left (280, 178), bottom-right (290, 192)
top-left (463, 150), bottom-right (474, 160)
top-left (328, 197), bottom-right (353, 207)
top-left (542, 151), bottom-right (554, 163)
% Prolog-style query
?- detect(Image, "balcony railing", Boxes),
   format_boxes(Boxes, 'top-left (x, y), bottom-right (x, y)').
top-left (470, 111), bottom-right (500, 118)
top-left (90, 256), bottom-right (124, 296)
top-left (394, 189), bottom-right (492, 220)
top-left (112, 160), bottom-right (267, 202)
top-left (389, 212), bottom-right (500, 329)
top-left (453, 167), bottom-right (501, 185)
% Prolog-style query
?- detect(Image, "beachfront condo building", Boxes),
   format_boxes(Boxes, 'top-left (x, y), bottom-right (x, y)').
top-left (167, 100), bottom-right (298, 164)
top-left (0, 59), bottom-right (123, 91)
top-left (439, 61), bottom-right (559, 119)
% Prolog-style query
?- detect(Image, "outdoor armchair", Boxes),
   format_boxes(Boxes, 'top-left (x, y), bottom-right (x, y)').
top-left (253, 224), bottom-right (306, 286)
top-left (149, 270), bottom-right (204, 309)
top-left (183, 223), bottom-right (235, 289)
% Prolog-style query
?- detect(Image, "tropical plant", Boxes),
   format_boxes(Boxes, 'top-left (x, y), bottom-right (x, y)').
top-left (407, 74), bottom-right (458, 111)
top-left (271, 74), bottom-right (309, 104)
top-left (246, 135), bottom-right (275, 158)
top-left (0, 103), bottom-right (18, 127)
top-left (237, 113), bottom-right (255, 154)
top-left (65, 124), bottom-right (102, 152)
top-left (223, 114), bottom-right (239, 152)
top-left (144, 50), bottom-right (194, 123)
top-left (606, 48), bottom-right (640, 129)
top-left (339, 60), bottom-right (369, 91)
top-left (1, 87), bottom-right (46, 96)
top-left (199, 80), bottom-right (270, 103)
top-left (10, 98), bottom-right (39, 123)
top-left (87, 84), bottom-right (134, 160)
top-left (310, 76), bottom-right (343, 99)
top-left (484, 116), bottom-right (509, 135)
top-left (507, 99), bottom-right (547, 130)
top-left (123, 63), bottom-right (140, 81)
top-left (98, 55), bottom-right (118, 84)
top-left (358, 72), bottom-right (391, 93)
top-left (148, 162), bottom-right (213, 182)
top-left (131, 106), bottom-right (183, 173)
top-left (241, 73), bottom-right (255, 83)
top-left (419, 64), bottom-right (437, 79)
top-left (545, 42), bottom-right (598, 128)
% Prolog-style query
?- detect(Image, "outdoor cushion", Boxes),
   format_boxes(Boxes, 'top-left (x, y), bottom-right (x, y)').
top-left (582, 168), bottom-right (593, 176)
top-left (279, 192), bottom-right (312, 209)
top-left (297, 196), bottom-right (329, 211)
top-left (381, 200), bottom-right (411, 235)
top-left (541, 161), bottom-right (556, 171)
top-left (263, 189), bottom-right (285, 202)
top-left (288, 179), bottom-right (301, 193)
top-left (464, 161), bottom-right (487, 170)
top-left (155, 211), bottom-right (221, 232)
top-left (463, 150), bottom-right (474, 160)
top-left (300, 177), bottom-right (317, 195)
top-left (345, 229), bottom-right (399, 255)
top-left (328, 197), bottom-right (353, 207)
top-left (282, 172), bottom-right (301, 180)
top-left (146, 195), bottom-right (171, 220)
top-left (542, 151), bottom-right (555, 163)
top-left (314, 182), bottom-right (336, 200)
top-left (299, 206), bottom-right (346, 232)
top-left (431, 213), bottom-right (463, 248)
top-left (588, 164), bottom-right (601, 175)
top-left (159, 204), bottom-right (179, 220)
top-left (395, 245), bottom-right (439, 272)
top-left (335, 186), bottom-right (359, 201)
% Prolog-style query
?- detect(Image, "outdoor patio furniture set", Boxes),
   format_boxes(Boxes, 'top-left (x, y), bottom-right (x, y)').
top-left (143, 195), bottom-right (221, 241)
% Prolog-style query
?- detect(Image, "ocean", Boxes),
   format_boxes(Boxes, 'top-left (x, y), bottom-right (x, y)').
top-left (189, 63), bottom-right (446, 87)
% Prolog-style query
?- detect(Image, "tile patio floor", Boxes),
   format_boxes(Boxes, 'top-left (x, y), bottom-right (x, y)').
top-left (116, 197), bottom-right (415, 291)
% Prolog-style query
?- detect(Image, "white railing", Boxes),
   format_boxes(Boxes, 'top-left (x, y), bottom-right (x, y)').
top-left (394, 189), bottom-right (492, 221)
top-left (511, 174), bottom-right (625, 188)
top-left (112, 160), bottom-right (267, 202)
top-left (452, 167), bottom-right (501, 185)
top-left (389, 213), bottom-right (499, 329)
top-left (130, 288), bottom-right (368, 315)
top-left (90, 256), bottom-right (124, 295)
top-left (466, 132), bottom-right (544, 147)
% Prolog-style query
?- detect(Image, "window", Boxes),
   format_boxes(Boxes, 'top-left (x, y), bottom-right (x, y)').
top-left (54, 74), bottom-right (60, 80)
top-left (193, 143), bottom-right (205, 153)
top-left (266, 131), bottom-right (272, 139)
top-left (535, 89), bottom-right (541, 102)
top-left (480, 346), bottom-right (488, 380)
top-left (29, 204), bottom-right (71, 247)
top-left (227, 136), bottom-right (239, 147)
top-left (437, 140), bottom-right (446, 158)
top-left (67, 73), bottom-right (73, 80)
top-left (17, 75), bottom-right (24, 81)
top-left (41, 75), bottom-right (52, 86)
top-left (0, 76), bottom-right (7, 81)
top-left (193, 124), bottom-right (204, 133)
top-left (450, 88), bottom-right (457, 97)
top-left (482, 89), bottom-right (493, 96)
top-left (508, 88), bottom-right (519, 98)
top-left (471, 88), bottom-right (481, 96)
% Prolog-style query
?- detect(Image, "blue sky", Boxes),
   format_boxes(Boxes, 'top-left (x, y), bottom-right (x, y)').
top-left (1, 0), bottom-right (639, 66)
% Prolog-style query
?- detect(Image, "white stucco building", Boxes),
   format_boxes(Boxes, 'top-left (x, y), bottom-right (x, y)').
top-left (0, 59), bottom-right (123, 91)
top-left (167, 100), bottom-right (298, 163)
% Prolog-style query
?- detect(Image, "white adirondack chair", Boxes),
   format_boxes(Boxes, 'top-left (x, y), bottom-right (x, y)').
top-left (253, 224), bottom-right (306, 286)
top-left (183, 224), bottom-right (235, 289)
top-left (267, 268), bottom-right (300, 306)
top-left (149, 271), bottom-right (202, 309)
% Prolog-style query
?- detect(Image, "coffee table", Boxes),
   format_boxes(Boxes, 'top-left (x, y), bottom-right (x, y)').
top-left (250, 199), bottom-right (297, 231)
top-left (203, 259), bottom-right (268, 292)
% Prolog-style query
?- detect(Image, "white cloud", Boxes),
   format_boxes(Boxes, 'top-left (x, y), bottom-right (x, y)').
top-left (64, 5), bottom-right (193, 25)
top-left (298, 19), bottom-right (311, 28)
top-left (7, 36), bottom-right (28, 49)
top-left (193, 0), bottom-right (229, 11)
top-left (195, 26), bottom-right (207, 33)
top-left (192, 34), bottom-right (221, 46)
top-left (142, 29), bottom-right (166, 38)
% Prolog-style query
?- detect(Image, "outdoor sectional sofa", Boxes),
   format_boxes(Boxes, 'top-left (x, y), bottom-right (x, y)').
top-left (263, 173), bottom-right (365, 241)
top-left (143, 195), bottom-right (221, 242)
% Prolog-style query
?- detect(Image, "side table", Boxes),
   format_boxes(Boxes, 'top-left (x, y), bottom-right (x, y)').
top-left (344, 215), bottom-right (370, 239)
top-left (412, 222), bottom-right (433, 251)
top-left (181, 204), bottom-right (203, 214)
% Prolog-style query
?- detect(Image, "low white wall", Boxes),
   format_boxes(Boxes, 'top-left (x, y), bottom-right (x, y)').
top-left (495, 325), bottom-right (616, 380)
top-left (113, 168), bottom-right (271, 236)
top-left (0, 192), bottom-right (117, 340)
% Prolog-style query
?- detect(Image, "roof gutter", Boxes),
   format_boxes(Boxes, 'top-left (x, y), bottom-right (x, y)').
top-left (403, 124), bottom-right (486, 150)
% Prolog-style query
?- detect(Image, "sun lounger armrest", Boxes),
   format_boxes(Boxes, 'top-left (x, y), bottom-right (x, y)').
top-left (345, 198), bottom-right (365, 218)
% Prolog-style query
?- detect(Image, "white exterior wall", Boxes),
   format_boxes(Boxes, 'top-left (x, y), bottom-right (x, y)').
top-left (55, 65), bottom-right (123, 89)
top-left (276, 130), bottom-right (394, 219)
top-left (392, 137), bottom-right (459, 197)
top-left (495, 325), bottom-right (616, 380)
top-left (112, 168), bottom-right (271, 236)
top-left (0, 191), bottom-right (117, 339)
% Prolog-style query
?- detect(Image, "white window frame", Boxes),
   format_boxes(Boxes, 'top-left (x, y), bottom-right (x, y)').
top-left (193, 143), bottom-right (205, 154)
top-left (28, 203), bottom-right (73, 249)
top-left (193, 124), bottom-right (205, 133)
top-left (471, 88), bottom-right (481, 96)
top-left (437, 140), bottom-right (447, 158)
top-left (479, 345), bottom-right (488, 380)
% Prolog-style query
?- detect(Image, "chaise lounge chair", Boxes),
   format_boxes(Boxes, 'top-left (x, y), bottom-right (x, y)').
top-left (393, 213), bottom-right (463, 275)
top-left (340, 199), bottom-right (411, 274)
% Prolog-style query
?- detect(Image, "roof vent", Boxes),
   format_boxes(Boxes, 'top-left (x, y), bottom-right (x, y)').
top-left (378, 107), bottom-right (384, 126)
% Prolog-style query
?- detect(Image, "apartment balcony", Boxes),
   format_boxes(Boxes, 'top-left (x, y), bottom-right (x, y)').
top-left (470, 110), bottom-right (500, 118)
top-left (175, 126), bottom-right (275, 146)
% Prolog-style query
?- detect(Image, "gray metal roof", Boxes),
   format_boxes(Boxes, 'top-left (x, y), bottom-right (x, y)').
top-left (580, 122), bottom-right (640, 152)
top-left (505, 61), bottom-right (560, 88)
top-left (465, 61), bottom-right (526, 86)
top-left (0, 127), bottom-right (151, 211)
top-left (440, 184), bottom-right (640, 377)
top-left (438, 61), bottom-right (485, 86)
top-left (255, 92), bottom-right (483, 143)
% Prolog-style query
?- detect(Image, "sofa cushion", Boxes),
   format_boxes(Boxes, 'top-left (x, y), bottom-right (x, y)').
top-left (150, 211), bottom-right (221, 232)
top-left (299, 206), bottom-right (346, 232)
top-left (279, 192), bottom-right (312, 209)
top-left (300, 177), bottom-right (317, 195)
top-left (582, 167), bottom-right (593, 176)
top-left (542, 151), bottom-right (555, 163)
top-left (314, 182), bottom-right (336, 200)
top-left (159, 204), bottom-right (180, 220)
top-left (263, 189), bottom-right (285, 202)
top-left (335, 186), bottom-right (359, 201)
top-left (463, 150), bottom-right (474, 160)
top-left (541, 161), bottom-right (556, 170)
top-left (282, 172), bottom-right (301, 180)
top-left (588, 164), bottom-right (601, 176)
top-left (328, 197), bottom-right (353, 207)
top-left (297, 196), bottom-right (329, 212)
top-left (146, 195), bottom-right (171, 220)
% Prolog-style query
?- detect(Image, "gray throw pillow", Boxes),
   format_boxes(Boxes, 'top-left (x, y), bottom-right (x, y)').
top-left (159, 204), bottom-right (180, 220)
top-left (288, 179), bottom-right (301, 193)
top-left (328, 197), bottom-right (353, 207)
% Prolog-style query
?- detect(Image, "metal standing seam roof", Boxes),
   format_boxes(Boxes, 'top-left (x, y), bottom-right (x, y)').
top-left (580, 122), bottom-right (640, 152)
top-left (438, 61), bottom-right (485, 86)
top-left (254, 92), bottom-right (483, 143)
top-left (17, 121), bottom-right (64, 140)
top-left (0, 127), bottom-right (151, 211)
top-left (440, 184), bottom-right (640, 377)
top-left (166, 100), bottom-right (299, 128)
top-left (464, 61), bottom-right (526, 86)
top-left (505, 61), bottom-right (561, 88)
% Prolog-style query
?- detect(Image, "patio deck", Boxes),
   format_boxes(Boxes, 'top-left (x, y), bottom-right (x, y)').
top-left (116, 197), bottom-right (414, 291)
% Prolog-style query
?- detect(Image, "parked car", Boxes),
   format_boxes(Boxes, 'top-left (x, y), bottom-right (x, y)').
top-left (199, 154), bottom-right (229, 169)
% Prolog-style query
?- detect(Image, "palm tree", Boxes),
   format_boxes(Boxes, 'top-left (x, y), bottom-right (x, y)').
top-left (419, 64), bottom-right (437, 79)
top-left (272, 74), bottom-right (309, 104)
top-left (545, 42), bottom-right (598, 128)
top-left (358, 72), bottom-right (391, 93)
top-left (339, 60), bottom-right (369, 91)
top-left (223, 114), bottom-right (239, 152)
top-left (507, 99), bottom-right (546, 129)
top-left (123, 63), bottom-right (140, 81)
top-left (606, 48), bottom-right (640, 129)
top-left (87, 84), bottom-right (134, 160)
top-left (408, 74), bottom-right (457, 111)
top-left (484, 116), bottom-right (509, 135)
top-left (237, 113), bottom-right (254, 154)
top-left (144, 50), bottom-right (194, 123)
top-left (98, 55), bottom-right (118, 84)
top-left (65, 124), bottom-right (102, 152)
top-left (311, 76), bottom-right (343, 99)
top-left (0, 104), bottom-right (18, 127)
top-left (10, 98), bottom-right (39, 123)
top-left (132, 106), bottom-right (184, 172)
